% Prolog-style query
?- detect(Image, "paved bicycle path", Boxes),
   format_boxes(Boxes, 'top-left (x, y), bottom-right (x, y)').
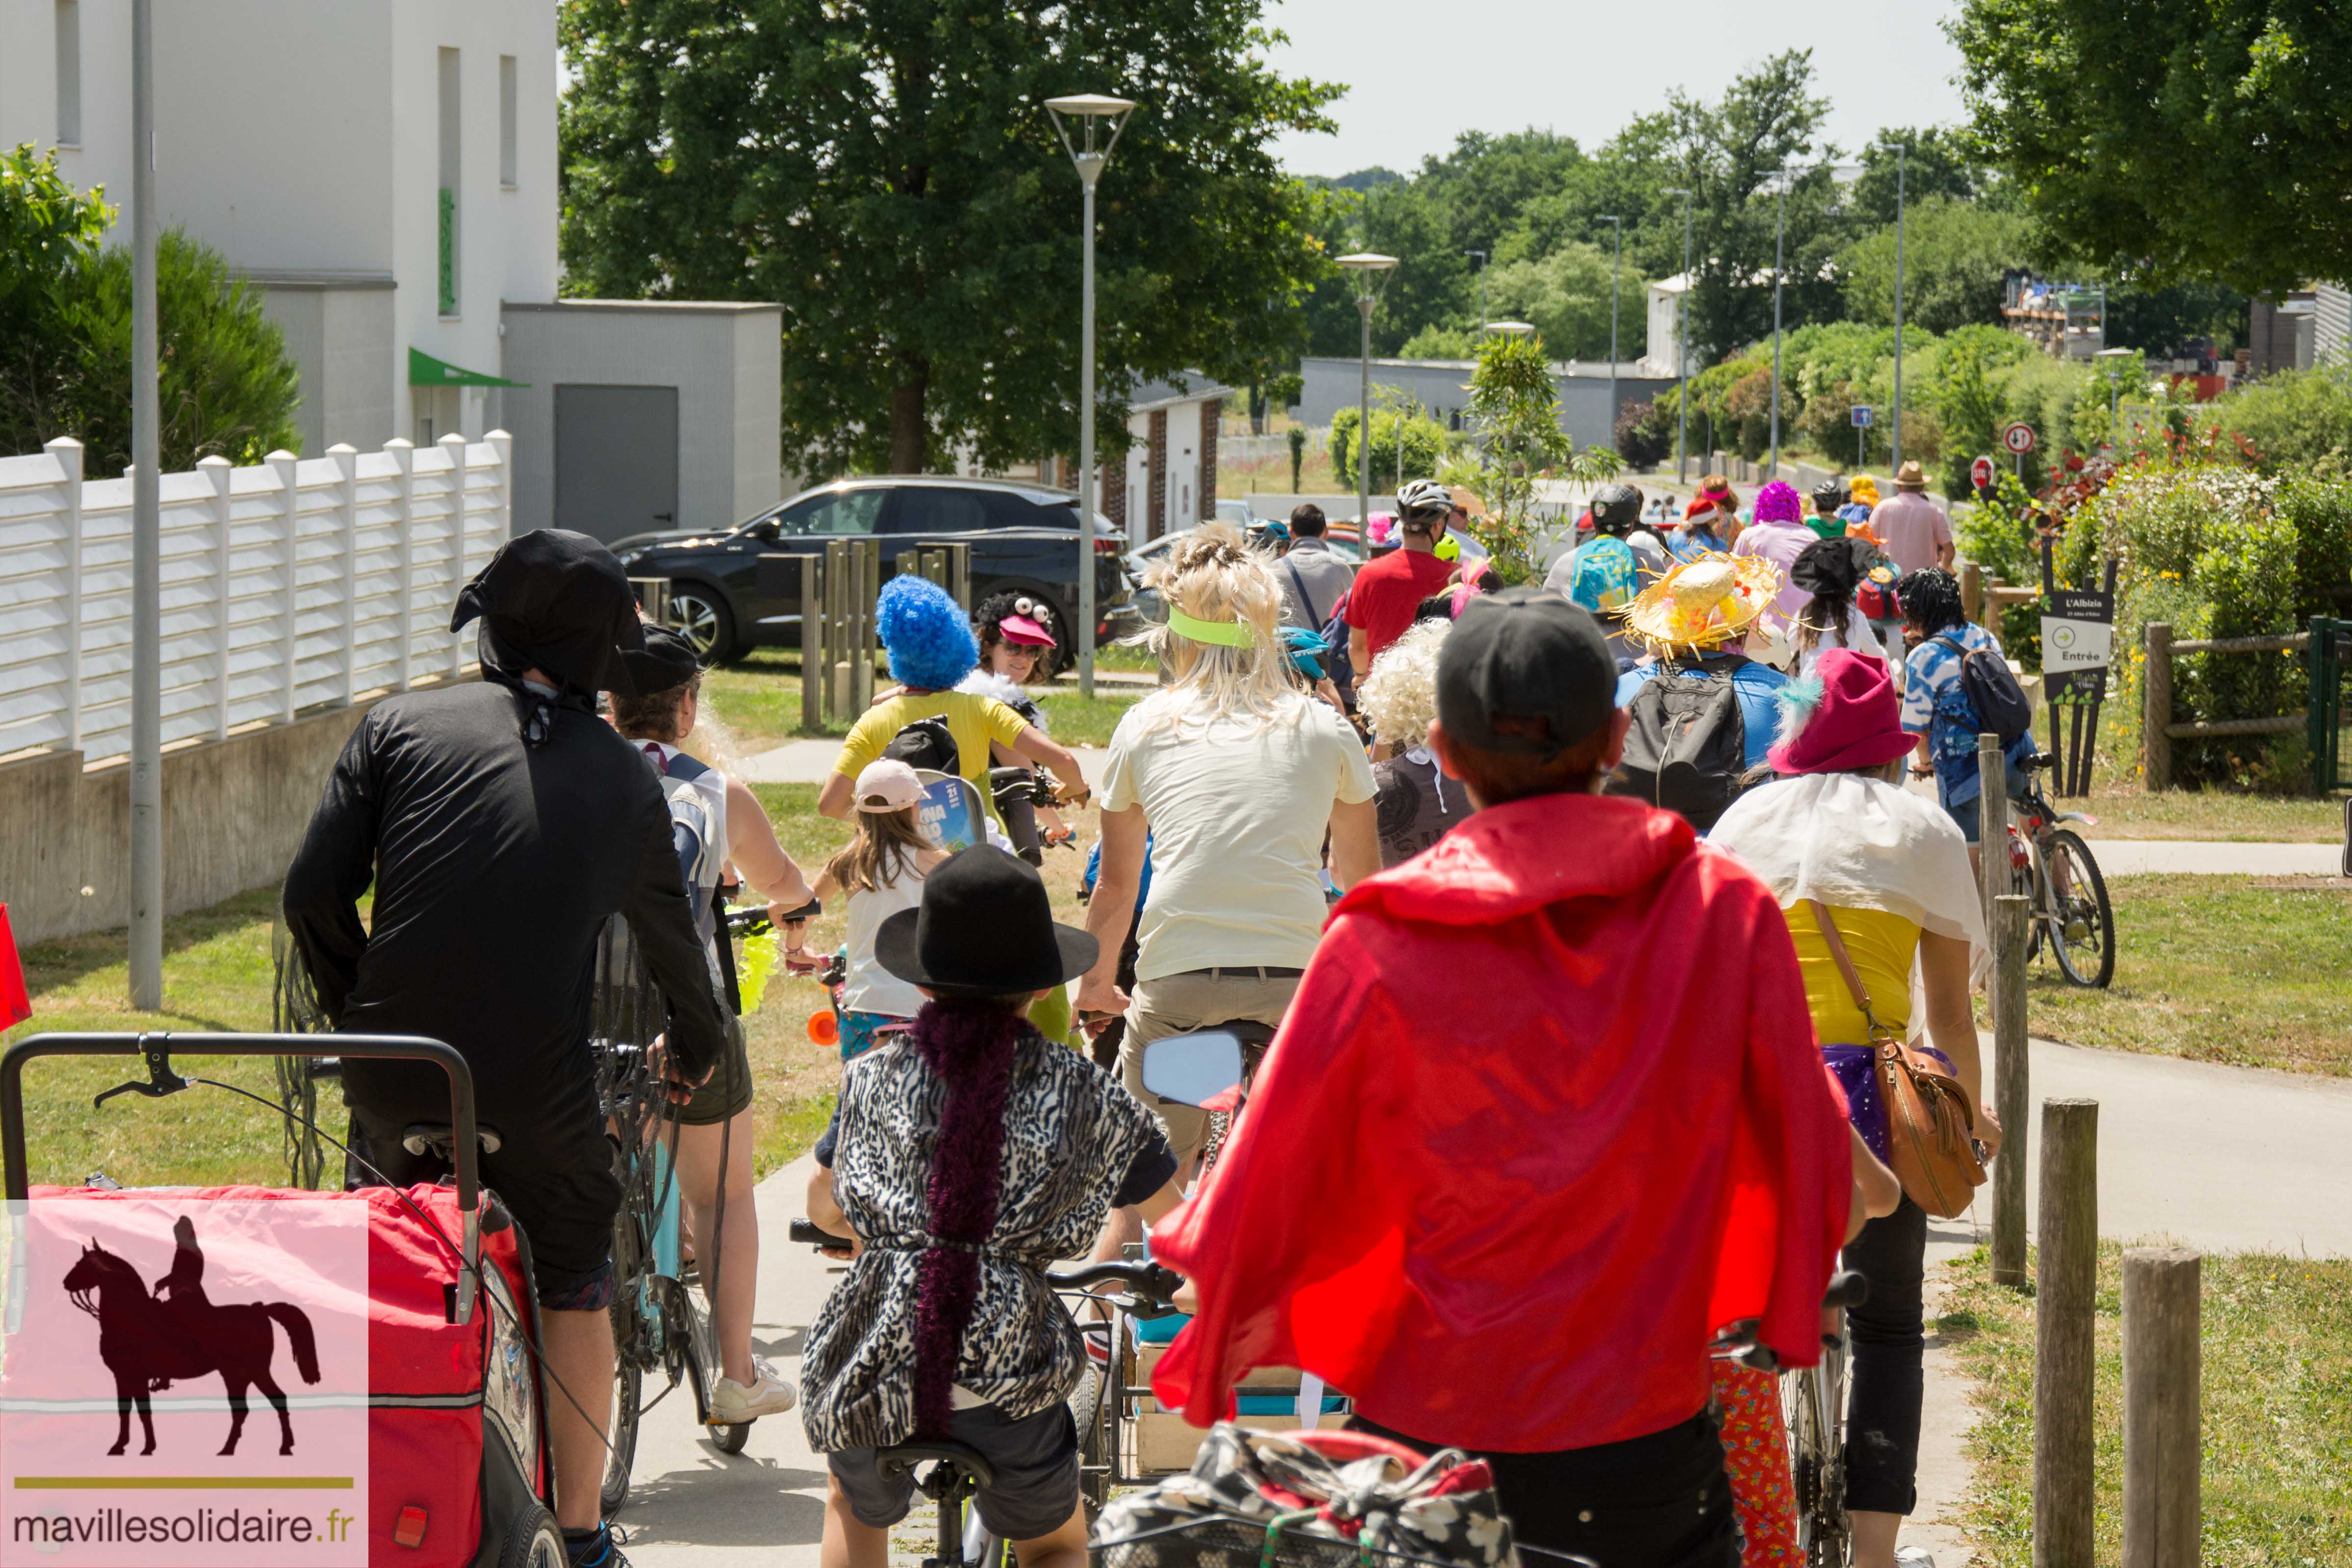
top-left (619, 1034), bottom-right (2352, 1565)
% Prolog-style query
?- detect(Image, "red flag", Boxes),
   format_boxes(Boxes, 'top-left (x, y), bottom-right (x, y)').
top-left (0, 905), bottom-right (30, 1029)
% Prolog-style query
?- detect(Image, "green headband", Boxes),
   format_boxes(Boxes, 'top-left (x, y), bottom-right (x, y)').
top-left (1165, 607), bottom-right (1253, 647)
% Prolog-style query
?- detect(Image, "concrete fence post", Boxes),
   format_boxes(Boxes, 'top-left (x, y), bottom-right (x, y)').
top-left (2034, 1098), bottom-right (2100, 1567)
top-left (201, 454), bottom-right (236, 740)
top-left (1990, 891), bottom-right (2032, 1287)
top-left (440, 433), bottom-right (470, 681)
top-left (330, 444), bottom-right (360, 706)
top-left (46, 437), bottom-right (86, 752)
top-left (2143, 622), bottom-right (2173, 791)
top-left (267, 449), bottom-right (300, 722)
top-left (2123, 1248), bottom-right (2202, 1568)
top-left (386, 438), bottom-right (416, 691)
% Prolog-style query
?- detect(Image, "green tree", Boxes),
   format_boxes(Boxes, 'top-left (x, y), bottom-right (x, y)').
top-left (2, 145), bottom-right (298, 468)
top-left (1484, 242), bottom-right (1647, 363)
top-left (1839, 196), bottom-right (2033, 334)
top-left (1441, 332), bottom-right (1619, 584)
top-left (1413, 128), bottom-right (1587, 262)
top-left (1931, 323), bottom-right (2032, 494)
top-left (1327, 401), bottom-right (1450, 491)
top-left (1950, 0), bottom-right (2352, 293)
top-left (559, 0), bottom-right (1339, 477)
top-left (1846, 126), bottom-right (1991, 228)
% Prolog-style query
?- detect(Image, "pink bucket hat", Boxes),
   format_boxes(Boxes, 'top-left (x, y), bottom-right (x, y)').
top-left (1767, 648), bottom-right (1916, 775)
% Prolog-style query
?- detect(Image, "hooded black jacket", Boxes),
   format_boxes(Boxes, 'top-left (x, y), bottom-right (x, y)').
top-left (283, 678), bottom-right (726, 1126)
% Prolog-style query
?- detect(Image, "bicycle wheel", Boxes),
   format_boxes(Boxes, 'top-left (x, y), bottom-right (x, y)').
top-left (1781, 1359), bottom-right (1850, 1568)
top-left (2044, 830), bottom-right (2115, 989)
top-left (601, 1288), bottom-right (644, 1519)
top-left (1070, 1362), bottom-right (1110, 1514)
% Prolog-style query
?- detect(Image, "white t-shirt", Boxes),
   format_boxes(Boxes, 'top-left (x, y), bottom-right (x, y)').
top-left (1791, 603), bottom-right (1887, 678)
top-left (840, 856), bottom-right (930, 1019)
top-left (1102, 697), bottom-right (1376, 980)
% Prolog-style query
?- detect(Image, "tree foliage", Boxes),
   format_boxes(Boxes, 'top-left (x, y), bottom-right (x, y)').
top-left (1, 145), bottom-right (299, 469)
top-left (1949, 0), bottom-right (2352, 294)
top-left (1442, 332), bottom-right (1618, 584)
top-left (559, 0), bottom-right (1339, 477)
top-left (1484, 241), bottom-right (1646, 363)
top-left (1838, 196), bottom-right (2033, 335)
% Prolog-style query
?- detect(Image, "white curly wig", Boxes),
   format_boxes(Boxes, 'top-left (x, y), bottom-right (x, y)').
top-left (1355, 617), bottom-right (1450, 750)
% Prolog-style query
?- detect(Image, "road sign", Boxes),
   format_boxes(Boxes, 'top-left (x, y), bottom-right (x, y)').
top-left (1851, 405), bottom-right (1874, 428)
top-left (2003, 420), bottom-right (2037, 455)
top-left (2041, 587), bottom-right (2113, 677)
top-left (1971, 455), bottom-right (1996, 490)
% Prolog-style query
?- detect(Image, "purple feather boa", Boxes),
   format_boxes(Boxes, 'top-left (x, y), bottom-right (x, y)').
top-left (908, 997), bottom-right (1022, 1438)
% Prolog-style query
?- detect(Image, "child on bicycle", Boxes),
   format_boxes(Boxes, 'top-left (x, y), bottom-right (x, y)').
top-left (802, 846), bottom-right (1183, 1568)
top-left (811, 760), bottom-right (947, 1063)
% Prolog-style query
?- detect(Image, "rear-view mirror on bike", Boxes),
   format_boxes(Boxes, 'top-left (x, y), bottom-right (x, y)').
top-left (1140, 1030), bottom-right (1246, 1108)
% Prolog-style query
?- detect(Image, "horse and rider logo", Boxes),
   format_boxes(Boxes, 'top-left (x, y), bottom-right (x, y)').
top-left (59, 1214), bottom-right (322, 1457)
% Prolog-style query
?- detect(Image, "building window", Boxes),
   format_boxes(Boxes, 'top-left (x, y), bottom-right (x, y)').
top-left (438, 47), bottom-right (461, 316)
top-left (54, 1), bottom-right (82, 146)
top-left (498, 55), bottom-right (517, 188)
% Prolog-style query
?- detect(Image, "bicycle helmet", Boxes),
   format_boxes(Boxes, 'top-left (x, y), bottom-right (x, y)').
top-left (1811, 479), bottom-right (1848, 513)
top-left (1280, 624), bottom-right (1329, 682)
top-left (1588, 483), bottom-right (1643, 537)
top-left (1396, 478), bottom-right (1455, 520)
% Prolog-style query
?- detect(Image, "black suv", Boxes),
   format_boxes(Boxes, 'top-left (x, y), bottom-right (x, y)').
top-left (612, 477), bottom-right (1129, 666)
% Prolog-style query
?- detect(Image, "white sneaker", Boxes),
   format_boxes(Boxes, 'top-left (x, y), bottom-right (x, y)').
top-left (709, 1358), bottom-right (797, 1422)
top-left (1893, 1548), bottom-right (1937, 1568)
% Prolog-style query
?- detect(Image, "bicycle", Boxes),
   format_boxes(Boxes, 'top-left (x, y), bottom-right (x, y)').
top-left (790, 1220), bottom-right (1182, 1567)
top-left (2005, 754), bottom-right (2116, 988)
top-left (1774, 1272), bottom-right (1869, 1568)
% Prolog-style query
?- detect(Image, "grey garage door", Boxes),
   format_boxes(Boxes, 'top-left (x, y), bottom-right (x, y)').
top-left (554, 384), bottom-right (679, 544)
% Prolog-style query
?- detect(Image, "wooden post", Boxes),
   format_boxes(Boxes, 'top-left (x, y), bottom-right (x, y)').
top-left (2123, 1248), bottom-right (2202, 1568)
top-left (1990, 892), bottom-right (2032, 1287)
top-left (2144, 622), bottom-right (2173, 791)
top-left (1962, 561), bottom-right (1984, 626)
top-left (2034, 1098), bottom-right (2099, 1568)
top-left (1978, 731), bottom-right (2009, 931)
top-left (799, 551), bottom-right (824, 735)
top-left (849, 537), bottom-right (877, 714)
top-left (824, 539), bottom-right (851, 721)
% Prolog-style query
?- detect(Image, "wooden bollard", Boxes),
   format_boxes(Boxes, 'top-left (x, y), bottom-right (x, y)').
top-left (2144, 622), bottom-right (2173, 792)
top-left (1990, 893), bottom-right (2032, 1287)
top-left (2033, 1099), bottom-right (2099, 1568)
top-left (1978, 731), bottom-right (2009, 931)
top-left (2123, 1248), bottom-right (2203, 1568)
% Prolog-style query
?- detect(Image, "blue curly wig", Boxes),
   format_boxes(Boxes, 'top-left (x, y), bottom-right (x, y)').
top-left (876, 574), bottom-right (979, 691)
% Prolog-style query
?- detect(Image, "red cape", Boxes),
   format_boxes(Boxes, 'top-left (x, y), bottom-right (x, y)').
top-left (1148, 793), bottom-right (1850, 1452)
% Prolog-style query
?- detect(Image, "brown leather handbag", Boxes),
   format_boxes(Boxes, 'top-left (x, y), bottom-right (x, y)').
top-left (1808, 900), bottom-right (1987, 1220)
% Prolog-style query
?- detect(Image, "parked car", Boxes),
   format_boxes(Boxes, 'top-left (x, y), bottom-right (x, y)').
top-left (612, 477), bottom-right (1128, 667)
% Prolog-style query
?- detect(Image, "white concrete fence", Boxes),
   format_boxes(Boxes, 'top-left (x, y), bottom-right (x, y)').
top-left (0, 432), bottom-right (513, 764)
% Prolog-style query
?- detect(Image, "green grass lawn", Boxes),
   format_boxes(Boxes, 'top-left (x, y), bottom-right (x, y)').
top-left (1940, 1243), bottom-right (2352, 1567)
top-left (1982, 874), bottom-right (2352, 1077)
top-left (2068, 782), bottom-right (2345, 843)
top-left (695, 646), bottom-right (1146, 758)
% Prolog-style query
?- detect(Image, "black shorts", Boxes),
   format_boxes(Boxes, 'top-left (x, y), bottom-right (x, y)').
top-left (830, 1402), bottom-right (1079, 1542)
top-left (677, 1016), bottom-right (754, 1127)
top-left (344, 1089), bottom-right (620, 1311)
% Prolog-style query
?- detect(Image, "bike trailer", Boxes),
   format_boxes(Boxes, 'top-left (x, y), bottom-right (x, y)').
top-left (2, 1033), bottom-right (561, 1568)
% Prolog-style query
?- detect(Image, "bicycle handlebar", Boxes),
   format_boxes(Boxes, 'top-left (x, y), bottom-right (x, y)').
top-left (1044, 1259), bottom-right (1185, 1310)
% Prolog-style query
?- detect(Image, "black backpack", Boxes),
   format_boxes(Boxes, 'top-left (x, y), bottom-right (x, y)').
top-left (1608, 654), bottom-right (1755, 832)
top-left (1933, 635), bottom-right (2034, 746)
top-left (882, 715), bottom-right (960, 774)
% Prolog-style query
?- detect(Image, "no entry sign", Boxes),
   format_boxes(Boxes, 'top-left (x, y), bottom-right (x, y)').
top-left (2003, 421), bottom-right (2037, 455)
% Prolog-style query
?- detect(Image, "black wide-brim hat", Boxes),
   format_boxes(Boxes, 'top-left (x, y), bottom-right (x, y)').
top-left (875, 844), bottom-right (1100, 998)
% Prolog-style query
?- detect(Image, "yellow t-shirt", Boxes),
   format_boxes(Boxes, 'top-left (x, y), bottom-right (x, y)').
top-left (1786, 902), bottom-right (1920, 1046)
top-left (833, 690), bottom-right (1030, 826)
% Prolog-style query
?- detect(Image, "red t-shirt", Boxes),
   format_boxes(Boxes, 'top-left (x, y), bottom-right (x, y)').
top-left (1343, 547), bottom-right (1458, 660)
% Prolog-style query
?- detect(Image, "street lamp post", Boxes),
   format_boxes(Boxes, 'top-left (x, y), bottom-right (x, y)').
top-left (1663, 188), bottom-right (1692, 484)
top-left (2095, 346), bottom-right (2134, 440)
top-left (1598, 216), bottom-right (1622, 441)
top-left (1466, 250), bottom-right (1487, 333)
top-left (1770, 172), bottom-right (1790, 476)
top-left (1045, 92), bottom-right (1136, 701)
top-left (1337, 253), bottom-right (1399, 531)
top-left (1878, 141), bottom-right (1908, 475)
top-left (129, 0), bottom-right (162, 1009)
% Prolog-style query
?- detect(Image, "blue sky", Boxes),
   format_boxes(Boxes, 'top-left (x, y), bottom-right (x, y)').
top-left (1258, 0), bottom-right (1967, 177)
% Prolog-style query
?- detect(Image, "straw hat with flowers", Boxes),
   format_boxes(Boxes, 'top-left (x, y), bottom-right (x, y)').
top-left (1621, 550), bottom-right (1784, 654)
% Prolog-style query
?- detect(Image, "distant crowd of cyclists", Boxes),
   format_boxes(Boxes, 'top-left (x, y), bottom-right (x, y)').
top-left (286, 454), bottom-right (2035, 1568)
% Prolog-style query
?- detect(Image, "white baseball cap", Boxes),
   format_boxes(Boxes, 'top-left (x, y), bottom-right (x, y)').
top-left (854, 758), bottom-right (923, 812)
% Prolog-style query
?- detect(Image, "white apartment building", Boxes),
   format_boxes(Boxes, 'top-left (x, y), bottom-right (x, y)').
top-left (0, 0), bottom-right (779, 542)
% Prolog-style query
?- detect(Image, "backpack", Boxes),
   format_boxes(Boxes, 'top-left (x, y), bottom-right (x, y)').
top-left (1287, 558), bottom-right (1356, 701)
top-left (1933, 635), bottom-right (2034, 746)
top-left (1608, 655), bottom-right (1755, 832)
top-left (1568, 536), bottom-right (1641, 613)
top-left (882, 714), bottom-right (960, 774)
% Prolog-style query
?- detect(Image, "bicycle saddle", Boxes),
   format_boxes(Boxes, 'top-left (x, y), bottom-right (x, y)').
top-left (877, 1440), bottom-right (996, 1493)
top-left (401, 1122), bottom-right (506, 1157)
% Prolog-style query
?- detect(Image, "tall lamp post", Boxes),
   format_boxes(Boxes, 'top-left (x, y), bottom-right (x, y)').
top-left (1769, 168), bottom-right (1795, 477)
top-left (1663, 188), bottom-right (1692, 484)
top-left (1877, 141), bottom-right (1907, 475)
top-left (1337, 253), bottom-right (1399, 530)
top-left (2095, 346), bottom-right (2134, 441)
top-left (1466, 249), bottom-right (1487, 332)
top-left (1598, 215), bottom-right (1622, 440)
top-left (129, 0), bottom-right (162, 1009)
top-left (1045, 92), bottom-right (1136, 701)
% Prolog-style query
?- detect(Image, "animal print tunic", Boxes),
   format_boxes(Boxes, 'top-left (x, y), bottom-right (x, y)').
top-left (799, 1025), bottom-right (1165, 1453)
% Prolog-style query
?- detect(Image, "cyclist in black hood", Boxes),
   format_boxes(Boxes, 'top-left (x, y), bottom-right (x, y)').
top-left (283, 527), bottom-right (723, 1568)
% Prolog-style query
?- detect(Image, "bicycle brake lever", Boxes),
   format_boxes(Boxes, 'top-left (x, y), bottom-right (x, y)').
top-left (93, 1035), bottom-right (189, 1109)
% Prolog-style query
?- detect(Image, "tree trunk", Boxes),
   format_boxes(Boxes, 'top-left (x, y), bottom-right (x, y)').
top-left (889, 359), bottom-right (930, 473)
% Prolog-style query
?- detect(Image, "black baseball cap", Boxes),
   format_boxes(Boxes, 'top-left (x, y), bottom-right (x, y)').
top-left (1435, 588), bottom-right (1617, 759)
